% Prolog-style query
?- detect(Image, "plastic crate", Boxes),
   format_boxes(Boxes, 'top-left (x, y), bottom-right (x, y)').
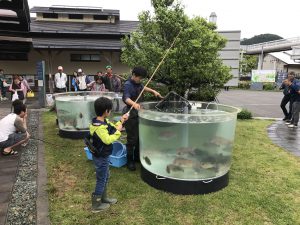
top-left (84, 142), bottom-right (127, 168)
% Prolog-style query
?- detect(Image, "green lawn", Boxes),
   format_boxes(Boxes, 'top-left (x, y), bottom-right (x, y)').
top-left (42, 112), bottom-right (300, 225)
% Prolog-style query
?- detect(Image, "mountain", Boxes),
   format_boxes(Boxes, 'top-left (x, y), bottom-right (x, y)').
top-left (241, 34), bottom-right (283, 45)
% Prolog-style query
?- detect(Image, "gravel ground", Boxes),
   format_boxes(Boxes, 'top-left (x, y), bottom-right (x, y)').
top-left (6, 110), bottom-right (39, 225)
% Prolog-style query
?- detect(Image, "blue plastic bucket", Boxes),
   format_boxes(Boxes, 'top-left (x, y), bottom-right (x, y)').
top-left (111, 141), bottom-right (125, 157)
top-left (109, 141), bottom-right (127, 167)
top-left (84, 142), bottom-right (127, 167)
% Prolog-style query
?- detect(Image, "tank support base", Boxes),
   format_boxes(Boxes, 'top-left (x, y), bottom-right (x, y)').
top-left (141, 165), bottom-right (229, 195)
top-left (59, 129), bottom-right (89, 139)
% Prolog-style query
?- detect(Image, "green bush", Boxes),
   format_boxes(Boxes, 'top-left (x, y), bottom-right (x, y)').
top-left (142, 81), bottom-right (169, 101)
top-left (238, 108), bottom-right (252, 120)
top-left (188, 87), bottom-right (218, 102)
top-left (263, 82), bottom-right (276, 90)
top-left (238, 81), bottom-right (251, 89)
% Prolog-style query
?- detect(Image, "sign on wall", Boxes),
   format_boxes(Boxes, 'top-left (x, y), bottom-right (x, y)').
top-left (251, 70), bottom-right (276, 83)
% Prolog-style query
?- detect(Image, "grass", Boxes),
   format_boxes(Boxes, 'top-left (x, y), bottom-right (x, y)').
top-left (42, 112), bottom-right (300, 225)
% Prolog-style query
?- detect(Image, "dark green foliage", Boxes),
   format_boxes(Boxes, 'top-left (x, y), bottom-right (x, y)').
top-left (240, 55), bottom-right (258, 76)
top-left (121, 0), bottom-right (232, 101)
top-left (238, 108), bottom-right (252, 120)
top-left (241, 33), bottom-right (283, 45)
top-left (238, 81), bottom-right (251, 89)
top-left (188, 86), bottom-right (218, 102)
top-left (263, 82), bottom-right (276, 91)
top-left (143, 81), bottom-right (169, 101)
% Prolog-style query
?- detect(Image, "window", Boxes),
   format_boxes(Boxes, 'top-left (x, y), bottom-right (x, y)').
top-left (70, 54), bottom-right (100, 62)
top-left (93, 15), bottom-right (108, 20)
top-left (43, 13), bottom-right (58, 19)
top-left (0, 52), bottom-right (28, 61)
top-left (68, 14), bottom-right (83, 20)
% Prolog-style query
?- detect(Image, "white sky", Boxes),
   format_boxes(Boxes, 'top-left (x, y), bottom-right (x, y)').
top-left (28, 0), bottom-right (299, 39)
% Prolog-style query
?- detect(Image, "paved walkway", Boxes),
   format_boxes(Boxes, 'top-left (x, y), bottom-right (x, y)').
top-left (268, 121), bottom-right (300, 153)
top-left (0, 106), bottom-right (17, 225)
top-left (0, 97), bottom-right (49, 225)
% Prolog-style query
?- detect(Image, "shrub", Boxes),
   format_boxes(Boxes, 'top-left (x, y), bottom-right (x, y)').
top-left (263, 82), bottom-right (276, 91)
top-left (238, 81), bottom-right (251, 89)
top-left (238, 108), bottom-right (252, 120)
top-left (142, 81), bottom-right (169, 101)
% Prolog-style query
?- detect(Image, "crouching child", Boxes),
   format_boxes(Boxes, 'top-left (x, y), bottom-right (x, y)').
top-left (89, 97), bottom-right (128, 212)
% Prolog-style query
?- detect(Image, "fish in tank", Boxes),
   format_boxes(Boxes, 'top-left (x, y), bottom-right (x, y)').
top-left (139, 102), bottom-right (239, 181)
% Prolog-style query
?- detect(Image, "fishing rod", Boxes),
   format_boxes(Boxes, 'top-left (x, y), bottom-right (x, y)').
top-left (126, 29), bottom-right (182, 116)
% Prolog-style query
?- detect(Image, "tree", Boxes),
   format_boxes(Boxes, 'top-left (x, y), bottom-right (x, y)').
top-left (121, 0), bottom-right (231, 101)
top-left (240, 54), bottom-right (258, 76)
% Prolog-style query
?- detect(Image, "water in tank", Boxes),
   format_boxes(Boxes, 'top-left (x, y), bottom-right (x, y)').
top-left (55, 91), bottom-right (124, 131)
top-left (139, 102), bottom-right (240, 181)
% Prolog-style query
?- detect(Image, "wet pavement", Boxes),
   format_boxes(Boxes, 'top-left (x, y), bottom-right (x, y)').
top-left (268, 121), bottom-right (300, 153)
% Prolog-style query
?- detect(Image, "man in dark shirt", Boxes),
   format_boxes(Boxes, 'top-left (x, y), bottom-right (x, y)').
top-left (280, 71), bottom-right (296, 121)
top-left (280, 79), bottom-right (290, 121)
top-left (122, 67), bottom-right (162, 171)
top-left (103, 66), bottom-right (113, 92)
top-left (286, 79), bottom-right (300, 128)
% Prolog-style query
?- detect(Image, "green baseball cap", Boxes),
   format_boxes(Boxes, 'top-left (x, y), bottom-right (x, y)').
top-left (106, 65), bottom-right (112, 69)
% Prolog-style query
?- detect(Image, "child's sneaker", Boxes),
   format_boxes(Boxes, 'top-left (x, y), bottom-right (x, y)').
top-left (288, 124), bottom-right (298, 128)
top-left (285, 121), bottom-right (291, 125)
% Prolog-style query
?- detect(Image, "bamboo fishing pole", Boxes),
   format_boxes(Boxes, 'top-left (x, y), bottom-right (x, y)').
top-left (126, 29), bottom-right (182, 115)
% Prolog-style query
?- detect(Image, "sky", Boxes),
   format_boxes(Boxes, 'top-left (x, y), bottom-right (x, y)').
top-left (27, 0), bottom-right (299, 39)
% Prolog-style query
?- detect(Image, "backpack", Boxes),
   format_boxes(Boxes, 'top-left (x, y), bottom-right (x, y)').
top-left (84, 120), bottom-right (117, 157)
top-left (84, 131), bottom-right (103, 157)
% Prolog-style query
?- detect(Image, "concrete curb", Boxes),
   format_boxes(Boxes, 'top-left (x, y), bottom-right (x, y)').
top-left (36, 111), bottom-right (50, 225)
top-left (253, 117), bottom-right (281, 121)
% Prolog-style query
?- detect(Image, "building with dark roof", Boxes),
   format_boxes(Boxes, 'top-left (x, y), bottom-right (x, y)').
top-left (0, 1), bottom-right (240, 88)
top-left (0, 3), bottom-right (139, 81)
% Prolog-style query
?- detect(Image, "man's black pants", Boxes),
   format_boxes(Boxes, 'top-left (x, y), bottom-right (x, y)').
top-left (280, 95), bottom-right (292, 119)
top-left (124, 108), bottom-right (140, 162)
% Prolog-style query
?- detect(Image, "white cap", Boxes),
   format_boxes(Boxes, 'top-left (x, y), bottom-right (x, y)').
top-left (77, 68), bottom-right (83, 73)
top-left (58, 66), bottom-right (63, 70)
